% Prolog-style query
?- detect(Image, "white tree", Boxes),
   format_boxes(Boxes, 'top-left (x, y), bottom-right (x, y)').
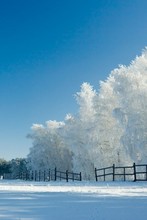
top-left (27, 121), bottom-right (72, 171)
top-left (27, 48), bottom-right (147, 180)
top-left (111, 48), bottom-right (147, 164)
top-left (63, 83), bottom-right (97, 179)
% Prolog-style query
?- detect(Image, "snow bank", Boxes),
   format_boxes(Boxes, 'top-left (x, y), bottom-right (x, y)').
top-left (0, 180), bottom-right (147, 220)
top-left (1, 180), bottom-right (147, 197)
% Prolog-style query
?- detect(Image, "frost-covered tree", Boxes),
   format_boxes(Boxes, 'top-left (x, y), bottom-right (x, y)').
top-left (27, 121), bottom-right (72, 171)
top-left (110, 49), bottom-right (147, 163)
top-left (63, 83), bottom-right (97, 179)
top-left (91, 79), bottom-right (129, 168)
top-left (27, 48), bottom-right (147, 179)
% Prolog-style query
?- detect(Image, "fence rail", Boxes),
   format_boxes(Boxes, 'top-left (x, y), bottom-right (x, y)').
top-left (3, 168), bottom-right (82, 182)
top-left (95, 163), bottom-right (147, 182)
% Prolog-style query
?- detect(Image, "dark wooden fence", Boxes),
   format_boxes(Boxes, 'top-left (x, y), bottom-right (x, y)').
top-left (55, 168), bottom-right (82, 182)
top-left (95, 163), bottom-right (147, 182)
top-left (4, 168), bottom-right (82, 182)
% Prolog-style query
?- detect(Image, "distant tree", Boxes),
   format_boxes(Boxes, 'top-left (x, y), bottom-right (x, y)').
top-left (10, 158), bottom-right (27, 178)
top-left (0, 159), bottom-right (10, 176)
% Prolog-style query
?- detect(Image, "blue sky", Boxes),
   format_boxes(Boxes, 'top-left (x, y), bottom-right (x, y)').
top-left (0, 0), bottom-right (147, 160)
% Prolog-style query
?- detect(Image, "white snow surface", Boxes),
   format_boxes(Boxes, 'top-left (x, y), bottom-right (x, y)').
top-left (0, 180), bottom-right (147, 220)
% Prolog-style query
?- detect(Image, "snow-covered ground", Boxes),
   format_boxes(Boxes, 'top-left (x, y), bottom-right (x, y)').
top-left (0, 180), bottom-right (147, 220)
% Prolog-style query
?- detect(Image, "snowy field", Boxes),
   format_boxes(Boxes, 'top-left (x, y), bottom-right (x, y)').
top-left (0, 180), bottom-right (147, 220)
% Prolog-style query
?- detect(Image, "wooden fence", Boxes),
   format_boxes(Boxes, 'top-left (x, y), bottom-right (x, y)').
top-left (4, 168), bottom-right (82, 182)
top-left (95, 163), bottom-right (147, 182)
top-left (55, 168), bottom-right (82, 182)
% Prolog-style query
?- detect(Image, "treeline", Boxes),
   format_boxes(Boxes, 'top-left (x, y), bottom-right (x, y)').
top-left (0, 158), bottom-right (27, 177)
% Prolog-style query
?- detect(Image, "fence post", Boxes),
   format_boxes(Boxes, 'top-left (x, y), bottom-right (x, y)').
top-left (39, 170), bottom-right (41, 181)
top-left (48, 169), bottom-right (50, 181)
top-left (80, 172), bottom-right (82, 181)
top-left (54, 168), bottom-right (57, 181)
top-left (113, 164), bottom-right (115, 181)
top-left (66, 170), bottom-right (68, 182)
top-left (146, 165), bottom-right (147, 181)
top-left (28, 171), bottom-right (30, 180)
top-left (104, 168), bottom-right (105, 181)
top-left (31, 171), bottom-right (33, 181)
top-left (133, 163), bottom-right (136, 182)
top-left (44, 170), bottom-right (46, 181)
top-left (124, 167), bottom-right (126, 181)
top-left (35, 170), bottom-right (37, 181)
top-left (95, 168), bottom-right (98, 181)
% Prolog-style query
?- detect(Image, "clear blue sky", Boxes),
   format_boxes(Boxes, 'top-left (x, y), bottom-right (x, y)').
top-left (0, 0), bottom-right (147, 160)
